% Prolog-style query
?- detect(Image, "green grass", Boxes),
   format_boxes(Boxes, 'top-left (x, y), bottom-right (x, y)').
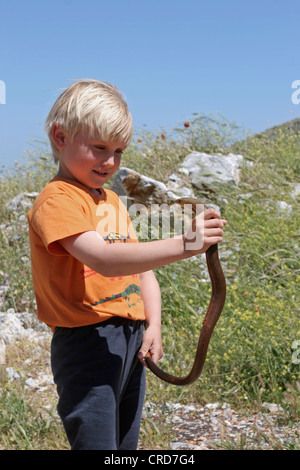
top-left (0, 382), bottom-right (67, 450)
top-left (0, 115), bottom-right (299, 449)
top-left (0, 341), bottom-right (69, 450)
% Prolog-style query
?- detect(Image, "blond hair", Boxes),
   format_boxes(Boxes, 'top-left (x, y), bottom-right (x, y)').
top-left (45, 79), bottom-right (133, 162)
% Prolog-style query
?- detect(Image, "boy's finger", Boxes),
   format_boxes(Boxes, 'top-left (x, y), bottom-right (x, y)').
top-left (203, 208), bottom-right (221, 219)
top-left (138, 344), bottom-right (150, 360)
top-left (205, 218), bottom-right (225, 228)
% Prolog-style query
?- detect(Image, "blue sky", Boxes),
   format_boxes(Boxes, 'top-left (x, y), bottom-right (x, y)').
top-left (0, 0), bottom-right (299, 169)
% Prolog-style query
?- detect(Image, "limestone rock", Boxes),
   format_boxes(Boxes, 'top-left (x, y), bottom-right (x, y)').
top-left (111, 167), bottom-right (168, 206)
top-left (6, 192), bottom-right (38, 214)
top-left (179, 151), bottom-right (243, 190)
top-left (0, 311), bottom-right (50, 344)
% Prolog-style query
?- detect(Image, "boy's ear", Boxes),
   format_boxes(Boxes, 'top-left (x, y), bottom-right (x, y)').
top-left (52, 123), bottom-right (67, 149)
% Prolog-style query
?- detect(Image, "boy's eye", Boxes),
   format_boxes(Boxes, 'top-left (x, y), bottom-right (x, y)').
top-left (94, 145), bottom-right (123, 151)
top-left (93, 144), bottom-right (124, 155)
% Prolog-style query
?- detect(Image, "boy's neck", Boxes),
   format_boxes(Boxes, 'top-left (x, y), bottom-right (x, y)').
top-left (89, 187), bottom-right (103, 195)
top-left (55, 173), bottom-right (103, 196)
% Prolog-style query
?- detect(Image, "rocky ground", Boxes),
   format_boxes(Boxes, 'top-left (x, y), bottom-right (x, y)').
top-left (1, 311), bottom-right (299, 450)
top-left (141, 401), bottom-right (299, 450)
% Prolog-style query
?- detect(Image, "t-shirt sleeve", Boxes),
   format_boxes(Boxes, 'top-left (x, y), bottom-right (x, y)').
top-left (31, 194), bottom-right (95, 255)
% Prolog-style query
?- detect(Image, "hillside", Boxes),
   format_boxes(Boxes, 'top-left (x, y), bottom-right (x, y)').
top-left (259, 117), bottom-right (300, 137)
top-left (0, 113), bottom-right (299, 449)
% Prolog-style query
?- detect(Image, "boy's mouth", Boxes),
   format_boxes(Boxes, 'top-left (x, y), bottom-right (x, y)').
top-left (93, 169), bottom-right (109, 177)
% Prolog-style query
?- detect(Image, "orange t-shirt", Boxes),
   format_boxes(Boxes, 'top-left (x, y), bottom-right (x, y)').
top-left (27, 177), bottom-right (145, 329)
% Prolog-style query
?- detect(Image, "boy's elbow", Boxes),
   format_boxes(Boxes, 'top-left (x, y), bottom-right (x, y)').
top-left (88, 240), bottom-right (117, 277)
top-left (92, 260), bottom-right (115, 278)
top-left (92, 253), bottom-right (121, 278)
top-left (97, 266), bottom-right (116, 278)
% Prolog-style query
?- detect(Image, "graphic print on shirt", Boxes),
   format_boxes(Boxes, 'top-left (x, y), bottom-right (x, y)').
top-left (89, 229), bottom-right (141, 309)
top-left (90, 284), bottom-right (141, 308)
top-left (80, 233), bottom-right (131, 279)
top-left (103, 232), bottom-right (130, 243)
top-left (93, 196), bottom-right (143, 311)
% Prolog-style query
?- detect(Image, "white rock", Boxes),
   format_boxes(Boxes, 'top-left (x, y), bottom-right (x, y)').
top-left (290, 183), bottom-right (300, 198)
top-left (276, 200), bottom-right (293, 216)
top-left (183, 405), bottom-right (196, 413)
top-left (112, 167), bottom-right (196, 205)
top-left (111, 167), bottom-right (168, 206)
top-left (0, 338), bottom-right (6, 364)
top-left (262, 403), bottom-right (284, 413)
top-left (205, 402), bottom-right (220, 410)
top-left (0, 313), bottom-right (27, 344)
top-left (6, 192), bottom-right (38, 214)
top-left (25, 377), bottom-right (38, 388)
top-left (6, 367), bottom-right (21, 380)
top-left (0, 312), bottom-right (51, 344)
top-left (180, 152), bottom-right (243, 189)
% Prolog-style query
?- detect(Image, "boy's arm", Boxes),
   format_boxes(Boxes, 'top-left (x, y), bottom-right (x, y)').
top-left (58, 207), bottom-right (226, 277)
top-left (138, 270), bottom-right (162, 364)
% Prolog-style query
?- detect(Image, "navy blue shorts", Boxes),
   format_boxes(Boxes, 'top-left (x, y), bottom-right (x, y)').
top-left (51, 317), bottom-right (146, 450)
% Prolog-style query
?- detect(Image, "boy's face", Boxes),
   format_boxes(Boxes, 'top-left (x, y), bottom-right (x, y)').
top-left (54, 126), bottom-right (126, 192)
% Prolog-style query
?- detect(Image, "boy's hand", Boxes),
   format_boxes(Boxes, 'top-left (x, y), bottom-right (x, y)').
top-left (183, 207), bottom-right (227, 254)
top-left (138, 324), bottom-right (163, 365)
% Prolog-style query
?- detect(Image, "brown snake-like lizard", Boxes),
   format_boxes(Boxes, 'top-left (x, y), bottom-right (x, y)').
top-left (144, 197), bottom-right (226, 385)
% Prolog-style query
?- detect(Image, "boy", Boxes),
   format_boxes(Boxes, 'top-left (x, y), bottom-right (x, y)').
top-left (27, 79), bottom-right (227, 450)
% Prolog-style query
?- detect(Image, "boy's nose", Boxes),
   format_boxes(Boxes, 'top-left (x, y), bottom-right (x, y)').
top-left (101, 152), bottom-right (115, 166)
